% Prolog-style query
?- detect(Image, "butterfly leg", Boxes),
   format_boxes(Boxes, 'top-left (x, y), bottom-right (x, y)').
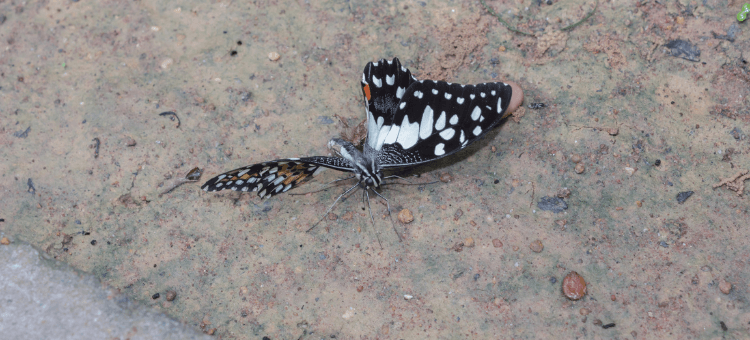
top-left (371, 189), bottom-right (402, 242)
top-left (364, 189), bottom-right (384, 249)
top-left (307, 181), bottom-right (360, 232)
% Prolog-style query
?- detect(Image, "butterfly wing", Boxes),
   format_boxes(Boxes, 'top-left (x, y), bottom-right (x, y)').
top-left (361, 57), bottom-right (418, 151)
top-left (374, 80), bottom-right (518, 167)
top-left (201, 157), bottom-right (353, 199)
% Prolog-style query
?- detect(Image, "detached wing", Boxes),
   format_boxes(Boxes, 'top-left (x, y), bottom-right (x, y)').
top-left (201, 157), bottom-right (353, 199)
top-left (375, 80), bottom-right (516, 167)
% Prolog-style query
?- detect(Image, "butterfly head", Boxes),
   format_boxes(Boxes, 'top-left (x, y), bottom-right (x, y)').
top-left (328, 138), bottom-right (383, 189)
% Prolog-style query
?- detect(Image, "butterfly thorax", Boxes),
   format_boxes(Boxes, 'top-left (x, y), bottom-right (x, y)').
top-left (327, 138), bottom-right (383, 189)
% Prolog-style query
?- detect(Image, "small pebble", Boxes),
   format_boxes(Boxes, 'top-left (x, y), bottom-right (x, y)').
top-left (125, 137), bottom-right (137, 147)
top-left (166, 290), bottom-right (177, 301)
top-left (654, 159), bottom-right (661, 166)
top-left (493, 297), bottom-right (503, 306)
top-left (607, 127), bottom-right (619, 136)
top-left (624, 167), bottom-right (636, 176)
top-left (557, 188), bottom-right (571, 198)
top-left (0, 237), bottom-right (9, 245)
top-left (397, 209), bottom-right (414, 223)
top-left (575, 163), bottom-right (585, 174)
top-left (498, 46), bottom-right (506, 52)
top-left (160, 58), bottom-right (173, 69)
top-left (404, 294), bottom-right (413, 300)
top-left (636, 200), bottom-right (642, 207)
top-left (676, 191), bottom-right (694, 204)
top-left (492, 239), bottom-right (503, 248)
top-left (464, 237), bottom-right (475, 247)
top-left (719, 280), bottom-right (732, 294)
top-left (593, 319), bottom-right (602, 326)
top-left (579, 308), bottom-right (591, 315)
top-left (439, 172), bottom-right (454, 182)
top-left (152, 293), bottom-right (160, 300)
top-left (357, 286), bottom-right (364, 292)
top-left (529, 240), bottom-right (544, 253)
top-left (675, 16), bottom-right (685, 24)
top-left (268, 52), bottom-right (281, 61)
top-left (611, 294), bottom-right (616, 301)
top-left (562, 271), bottom-right (587, 300)
top-left (570, 154), bottom-right (582, 163)
top-left (512, 246), bottom-right (519, 251)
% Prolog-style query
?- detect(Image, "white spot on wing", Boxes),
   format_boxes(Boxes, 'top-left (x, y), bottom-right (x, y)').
top-left (444, 93), bottom-right (452, 100)
top-left (217, 175), bottom-right (226, 180)
top-left (375, 124), bottom-right (392, 150)
top-left (439, 128), bottom-right (455, 140)
top-left (435, 111), bottom-right (446, 130)
top-left (450, 114), bottom-right (458, 125)
top-left (396, 87), bottom-right (405, 99)
top-left (384, 125), bottom-right (400, 145)
top-left (480, 116), bottom-right (485, 122)
top-left (372, 76), bottom-right (382, 88)
top-left (419, 105), bottom-right (434, 139)
top-left (471, 106), bottom-right (482, 121)
top-left (236, 180), bottom-right (244, 185)
top-left (460, 130), bottom-right (466, 143)
top-left (456, 97), bottom-right (464, 104)
top-left (386, 74), bottom-right (395, 85)
top-left (470, 94), bottom-right (476, 100)
top-left (432, 89), bottom-right (438, 95)
top-left (480, 92), bottom-right (486, 98)
top-left (497, 97), bottom-right (503, 113)
top-left (414, 91), bottom-right (423, 99)
top-left (491, 90), bottom-right (496, 96)
top-left (473, 126), bottom-right (482, 136)
top-left (396, 115), bottom-right (420, 149)
top-left (273, 176), bottom-right (285, 186)
top-left (399, 102), bottom-right (406, 109)
top-left (434, 143), bottom-right (446, 156)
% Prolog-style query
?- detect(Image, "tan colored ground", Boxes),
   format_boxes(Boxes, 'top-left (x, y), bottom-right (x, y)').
top-left (1, 0), bottom-right (749, 338)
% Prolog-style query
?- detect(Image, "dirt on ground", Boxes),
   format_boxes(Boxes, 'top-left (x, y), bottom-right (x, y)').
top-left (1, 0), bottom-right (749, 338)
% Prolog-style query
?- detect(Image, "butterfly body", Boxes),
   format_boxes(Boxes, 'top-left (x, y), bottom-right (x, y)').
top-left (202, 57), bottom-right (523, 207)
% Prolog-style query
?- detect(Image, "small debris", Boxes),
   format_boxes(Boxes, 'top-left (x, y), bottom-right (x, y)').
top-left (607, 127), bottom-right (619, 136)
top-left (719, 280), bottom-right (732, 294)
top-left (562, 271), bottom-right (587, 300)
top-left (654, 159), bottom-right (661, 166)
top-left (528, 103), bottom-right (546, 109)
top-left (593, 319), bottom-right (602, 326)
top-left (268, 52), bottom-right (281, 61)
top-left (556, 188), bottom-right (571, 198)
top-left (439, 172), bottom-right (454, 182)
top-left (676, 191), bottom-right (694, 204)
top-left (166, 290), bottom-right (177, 301)
top-left (529, 239), bottom-right (544, 253)
top-left (451, 242), bottom-right (464, 252)
top-left (90, 240), bottom-right (97, 246)
top-left (13, 127), bottom-right (31, 138)
top-left (464, 237), bottom-right (475, 248)
top-left (720, 321), bottom-right (728, 332)
top-left (659, 241), bottom-right (668, 248)
top-left (570, 154), bottom-right (582, 163)
top-left (636, 200), bottom-right (642, 207)
top-left (160, 58), bottom-right (173, 69)
top-left (537, 196), bottom-right (568, 213)
top-left (575, 163), bottom-right (585, 174)
top-left (404, 294), bottom-right (413, 300)
top-left (729, 127), bottom-right (745, 141)
top-left (91, 138), bottom-right (100, 158)
top-left (579, 308), bottom-right (591, 315)
top-left (0, 237), bottom-right (10, 245)
top-left (27, 178), bottom-right (36, 195)
top-left (152, 293), bottom-right (160, 300)
top-left (317, 116), bottom-right (334, 125)
top-left (602, 323), bottom-right (616, 329)
top-left (453, 209), bottom-right (463, 221)
top-left (159, 111), bottom-right (181, 128)
top-left (125, 136), bottom-right (137, 147)
top-left (664, 39), bottom-right (700, 62)
top-left (492, 239), bottom-right (503, 248)
top-left (624, 167), bottom-right (636, 176)
top-left (397, 209), bottom-right (414, 224)
top-left (357, 286), bottom-right (364, 292)
top-left (713, 170), bottom-right (750, 196)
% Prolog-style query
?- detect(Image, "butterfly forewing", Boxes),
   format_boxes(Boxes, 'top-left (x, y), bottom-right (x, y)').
top-left (361, 58), bottom-right (417, 151)
top-left (374, 80), bottom-right (515, 167)
top-left (201, 157), bottom-right (352, 199)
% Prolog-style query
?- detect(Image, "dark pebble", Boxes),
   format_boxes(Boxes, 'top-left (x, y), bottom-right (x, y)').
top-left (654, 159), bottom-right (661, 166)
top-left (166, 290), bottom-right (177, 301)
top-left (720, 321), bottom-right (728, 331)
top-left (90, 240), bottom-right (97, 246)
top-left (676, 191), bottom-right (694, 204)
top-left (659, 241), bottom-right (668, 248)
top-left (152, 293), bottom-right (160, 299)
top-left (537, 196), bottom-right (567, 213)
top-left (550, 277), bottom-right (557, 284)
top-left (602, 323), bottom-right (616, 329)
top-left (317, 116), bottom-right (334, 124)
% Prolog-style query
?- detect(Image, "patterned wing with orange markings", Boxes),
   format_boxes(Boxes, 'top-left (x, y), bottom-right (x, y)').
top-left (201, 157), bottom-right (353, 199)
top-left (361, 57), bottom-right (417, 150)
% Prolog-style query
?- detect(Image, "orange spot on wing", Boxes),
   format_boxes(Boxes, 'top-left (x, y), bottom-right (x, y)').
top-left (363, 84), bottom-right (371, 101)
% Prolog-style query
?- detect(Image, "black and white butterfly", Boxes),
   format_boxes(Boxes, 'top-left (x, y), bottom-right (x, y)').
top-left (202, 57), bottom-right (523, 230)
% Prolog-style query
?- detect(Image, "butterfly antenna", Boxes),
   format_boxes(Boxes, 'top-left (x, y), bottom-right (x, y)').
top-left (290, 175), bottom-right (357, 196)
top-left (365, 189), bottom-right (384, 249)
top-left (307, 181), bottom-right (360, 232)
top-left (371, 189), bottom-right (402, 242)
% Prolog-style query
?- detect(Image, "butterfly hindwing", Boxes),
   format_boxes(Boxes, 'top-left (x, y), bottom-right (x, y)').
top-left (201, 158), bottom-right (352, 199)
top-left (361, 57), bottom-right (417, 151)
top-left (374, 80), bottom-right (515, 167)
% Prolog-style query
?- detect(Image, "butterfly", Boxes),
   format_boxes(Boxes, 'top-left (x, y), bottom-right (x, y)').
top-left (202, 57), bottom-right (523, 231)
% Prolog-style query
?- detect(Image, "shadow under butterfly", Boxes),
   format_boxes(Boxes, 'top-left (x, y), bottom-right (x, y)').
top-left (202, 57), bottom-right (524, 244)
